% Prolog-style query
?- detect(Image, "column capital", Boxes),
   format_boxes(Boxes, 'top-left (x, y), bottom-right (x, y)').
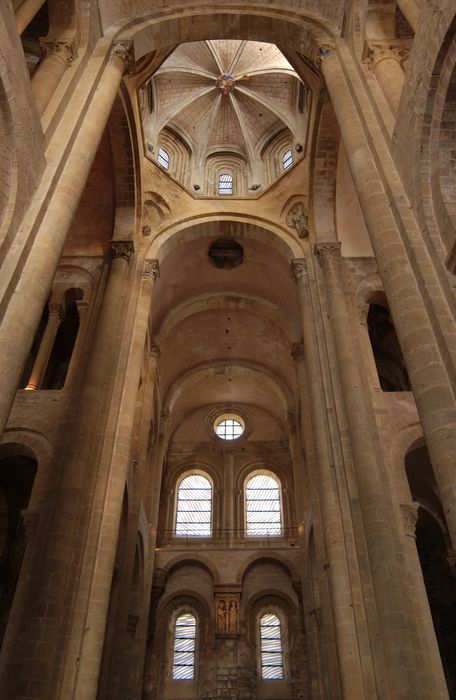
top-left (290, 342), bottom-right (304, 362)
top-left (143, 258), bottom-right (160, 281)
top-left (39, 38), bottom-right (77, 67)
top-left (314, 242), bottom-right (341, 265)
top-left (399, 501), bottom-right (420, 538)
top-left (48, 302), bottom-right (65, 323)
top-left (365, 41), bottom-right (410, 71)
top-left (110, 239), bottom-right (135, 262)
top-left (112, 40), bottom-right (135, 74)
top-left (290, 258), bottom-right (308, 282)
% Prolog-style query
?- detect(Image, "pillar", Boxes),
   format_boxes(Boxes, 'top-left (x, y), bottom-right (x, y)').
top-left (315, 242), bottom-right (447, 699)
top-left (15, 0), bottom-right (46, 35)
top-left (396, 0), bottom-right (419, 32)
top-left (25, 301), bottom-right (64, 389)
top-left (32, 38), bottom-right (76, 115)
top-left (62, 258), bottom-right (160, 700)
top-left (0, 40), bottom-right (132, 438)
top-left (320, 47), bottom-right (456, 558)
top-left (368, 45), bottom-right (406, 115)
top-left (291, 259), bottom-right (370, 700)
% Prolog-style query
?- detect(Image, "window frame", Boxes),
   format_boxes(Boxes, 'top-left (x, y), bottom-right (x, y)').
top-left (258, 610), bottom-right (285, 680)
top-left (174, 470), bottom-right (213, 538)
top-left (282, 147), bottom-right (293, 171)
top-left (158, 146), bottom-right (170, 170)
top-left (244, 470), bottom-right (283, 538)
top-left (171, 611), bottom-right (197, 680)
top-left (218, 171), bottom-right (233, 195)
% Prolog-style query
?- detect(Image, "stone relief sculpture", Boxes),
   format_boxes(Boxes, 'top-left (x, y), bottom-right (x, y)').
top-left (286, 202), bottom-right (309, 239)
top-left (215, 594), bottom-right (240, 634)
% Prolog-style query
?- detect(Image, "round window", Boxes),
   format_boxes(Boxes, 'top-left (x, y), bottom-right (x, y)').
top-left (213, 414), bottom-right (245, 441)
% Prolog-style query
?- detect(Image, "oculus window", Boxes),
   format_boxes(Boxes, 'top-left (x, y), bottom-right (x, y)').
top-left (158, 146), bottom-right (170, 170)
top-left (218, 172), bottom-right (233, 195)
top-left (260, 613), bottom-right (284, 679)
top-left (214, 414), bottom-right (245, 440)
top-left (175, 473), bottom-right (212, 536)
top-left (172, 613), bottom-right (196, 679)
top-left (245, 472), bottom-right (282, 536)
top-left (282, 148), bottom-right (293, 170)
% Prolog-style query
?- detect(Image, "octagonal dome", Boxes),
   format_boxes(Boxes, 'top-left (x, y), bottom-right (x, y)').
top-left (140, 40), bottom-right (309, 196)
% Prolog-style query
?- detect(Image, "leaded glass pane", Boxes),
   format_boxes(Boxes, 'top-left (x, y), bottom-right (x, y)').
top-left (246, 473), bottom-right (282, 536)
top-left (173, 614), bottom-right (196, 680)
top-left (175, 474), bottom-right (212, 536)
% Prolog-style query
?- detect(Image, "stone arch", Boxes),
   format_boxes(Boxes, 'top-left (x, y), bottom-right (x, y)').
top-left (155, 292), bottom-right (301, 345)
top-left (0, 430), bottom-right (53, 512)
top-left (237, 554), bottom-right (301, 588)
top-left (311, 93), bottom-right (340, 243)
top-left (160, 555), bottom-right (221, 586)
top-left (164, 361), bottom-right (293, 416)
top-left (108, 86), bottom-right (141, 240)
top-left (147, 216), bottom-right (304, 261)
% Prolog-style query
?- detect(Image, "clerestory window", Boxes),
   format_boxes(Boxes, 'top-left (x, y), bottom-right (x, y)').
top-left (172, 613), bottom-right (196, 679)
top-left (245, 472), bottom-right (282, 536)
top-left (158, 146), bottom-right (170, 170)
top-left (282, 148), bottom-right (293, 170)
top-left (260, 612), bottom-right (284, 679)
top-left (218, 172), bottom-right (233, 195)
top-left (175, 473), bottom-right (212, 536)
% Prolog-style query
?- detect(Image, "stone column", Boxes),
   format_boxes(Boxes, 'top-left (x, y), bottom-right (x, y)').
top-left (32, 38), bottom-right (77, 115)
top-left (396, 0), bottom-right (419, 32)
top-left (0, 40), bottom-right (133, 438)
top-left (368, 45), bottom-right (406, 115)
top-left (63, 258), bottom-right (160, 700)
top-left (15, 0), bottom-right (46, 34)
top-left (25, 301), bottom-right (64, 389)
top-left (291, 259), bottom-right (368, 700)
top-left (315, 242), bottom-right (447, 699)
top-left (321, 47), bottom-right (456, 558)
top-left (0, 240), bottom-right (135, 700)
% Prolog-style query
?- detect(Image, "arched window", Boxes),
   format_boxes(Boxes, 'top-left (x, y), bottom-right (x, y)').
top-left (218, 172), bottom-right (233, 195)
top-left (158, 146), bottom-right (170, 170)
top-left (172, 613), bottom-right (196, 679)
top-left (175, 473), bottom-right (212, 536)
top-left (245, 472), bottom-right (282, 536)
top-left (259, 613), bottom-right (284, 679)
top-left (282, 148), bottom-right (293, 170)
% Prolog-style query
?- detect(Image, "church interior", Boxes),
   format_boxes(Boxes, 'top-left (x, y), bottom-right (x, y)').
top-left (1, 1), bottom-right (456, 698)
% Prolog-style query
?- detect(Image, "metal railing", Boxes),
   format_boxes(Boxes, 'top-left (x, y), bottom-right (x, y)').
top-left (155, 526), bottom-right (300, 549)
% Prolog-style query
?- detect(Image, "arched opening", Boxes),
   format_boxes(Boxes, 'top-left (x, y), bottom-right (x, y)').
top-left (42, 288), bottom-right (82, 389)
top-left (0, 449), bottom-right (37, 648)
top-left (367, 293), bottom-right (411, 391)
top-left (405, 445), bottom-right (456, 696)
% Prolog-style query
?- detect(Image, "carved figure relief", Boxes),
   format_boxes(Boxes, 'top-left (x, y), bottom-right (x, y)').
top-left (215, 594), bottom-right (240, 635)
top-left (286, 202), bottom-right (309, 239)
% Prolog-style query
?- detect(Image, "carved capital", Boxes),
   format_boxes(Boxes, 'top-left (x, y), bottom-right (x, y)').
top-left (291, 258), bottom-right (308, 282)
top-left (314, 242), bottom-right (341, 266)
top-left (144, 259), bottom-right (160, 281)
top-left (150, 343), bottom-right (161, 359)
top-left (75, 299), bottom-right (89, 320)
top-left (111, 240), bottom-right (134, 262)
top-left (48, 302), bottom-right (65, 324)
top-left (290, 342), bottom-right (304, 362)
top-left (112, 40), bottom-right (134, 74)
top-left (400, 501), bottom-right (420, 538)
top-left (286, 202), bottom-right (309, 239)
top-left (40, 38), bottom-right (77, 67)
top-left (142, 225), bottom-right (151, 236)
top-left (366, 42), bottom-right (410, 71)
